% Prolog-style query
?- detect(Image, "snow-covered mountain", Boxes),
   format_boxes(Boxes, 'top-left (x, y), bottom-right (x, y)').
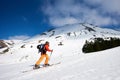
top-left (0, 23), bottom-right (120, 80)
top-left (0, 23), bottom-right (120, 62)
top-left (0, 40), bottom-right (22, 54)
top-left (33, 23), bottom-right (120, 39)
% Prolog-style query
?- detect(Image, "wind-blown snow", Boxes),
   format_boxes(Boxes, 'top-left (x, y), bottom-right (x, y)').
top-left (0, 23), bottom-right (120, 80)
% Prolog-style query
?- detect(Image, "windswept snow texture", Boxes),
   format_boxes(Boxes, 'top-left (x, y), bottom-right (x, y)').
top-left (0, 23), bottom-right (120, 80)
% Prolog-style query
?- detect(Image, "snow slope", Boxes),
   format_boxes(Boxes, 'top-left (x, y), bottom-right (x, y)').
top-left (0, 46), bottom-right (120, 80)
top-left (0, 23), bottom-right (120, 80)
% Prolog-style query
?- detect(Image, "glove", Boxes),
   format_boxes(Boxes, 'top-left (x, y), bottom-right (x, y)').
top-left (51, 49), bottom-right (53, 52)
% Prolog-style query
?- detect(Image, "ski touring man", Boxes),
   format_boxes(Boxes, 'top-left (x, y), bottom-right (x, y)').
top-left (34, 41), bottom-right (53, 69)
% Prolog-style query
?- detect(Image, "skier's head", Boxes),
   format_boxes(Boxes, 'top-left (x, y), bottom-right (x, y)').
top-left (45, 41), bottom-right (49, 45)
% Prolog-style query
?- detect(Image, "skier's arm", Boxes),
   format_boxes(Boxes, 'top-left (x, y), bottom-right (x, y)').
top-left (45, 45), bottom-right (53, 52)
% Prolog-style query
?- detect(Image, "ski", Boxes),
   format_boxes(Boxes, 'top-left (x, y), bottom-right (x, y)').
top-left (22, 62), bottom-right (61, 73)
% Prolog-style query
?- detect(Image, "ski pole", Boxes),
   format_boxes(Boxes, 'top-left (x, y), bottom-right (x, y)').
top-left (49, 50), bottom-right (53, 60)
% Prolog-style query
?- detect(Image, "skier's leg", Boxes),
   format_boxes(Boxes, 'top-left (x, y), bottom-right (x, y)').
top-left (35, 54), bottom-right (45, 65)
top-left (44, 54), bottom-right (49, 65)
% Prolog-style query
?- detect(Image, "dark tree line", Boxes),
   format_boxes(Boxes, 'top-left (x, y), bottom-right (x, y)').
top-left (82, 37), bottom-right (120, 53)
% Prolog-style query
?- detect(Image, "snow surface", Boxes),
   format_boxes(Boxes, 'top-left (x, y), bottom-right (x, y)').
top-left (0, 23), bottom-right (120, 80)
top-left (0, 46), bottom-right (120, 80)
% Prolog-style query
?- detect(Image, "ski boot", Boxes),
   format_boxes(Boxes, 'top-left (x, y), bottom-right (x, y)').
top-left (33, 64), bottom-right (40, 69)
top-left (43, 64), bottom-right (50, 67)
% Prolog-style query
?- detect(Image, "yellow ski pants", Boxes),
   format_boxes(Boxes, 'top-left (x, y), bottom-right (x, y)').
top-left (35, 54), bottom-right (49, 65)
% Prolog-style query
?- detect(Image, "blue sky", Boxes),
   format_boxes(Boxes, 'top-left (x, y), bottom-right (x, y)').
top-left (0, 0), bottom-right (51, 40)
top-left (0, 0), bottom-right (120, 40)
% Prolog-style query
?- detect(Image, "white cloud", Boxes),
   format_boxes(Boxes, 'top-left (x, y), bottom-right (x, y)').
top-left (82, 9), bottom-right (113, 26)
top-left (42, 0), bottom-right (120, 27)
top-left (50, 16), bottom-right (79, 26)
top-left (9, 35), bottom-right (30, 40)
top-left (84, 0), bottom-right (120, 14)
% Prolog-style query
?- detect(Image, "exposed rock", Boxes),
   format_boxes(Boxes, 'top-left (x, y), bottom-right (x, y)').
top-left (0, 40), bottom-right (8, 49)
